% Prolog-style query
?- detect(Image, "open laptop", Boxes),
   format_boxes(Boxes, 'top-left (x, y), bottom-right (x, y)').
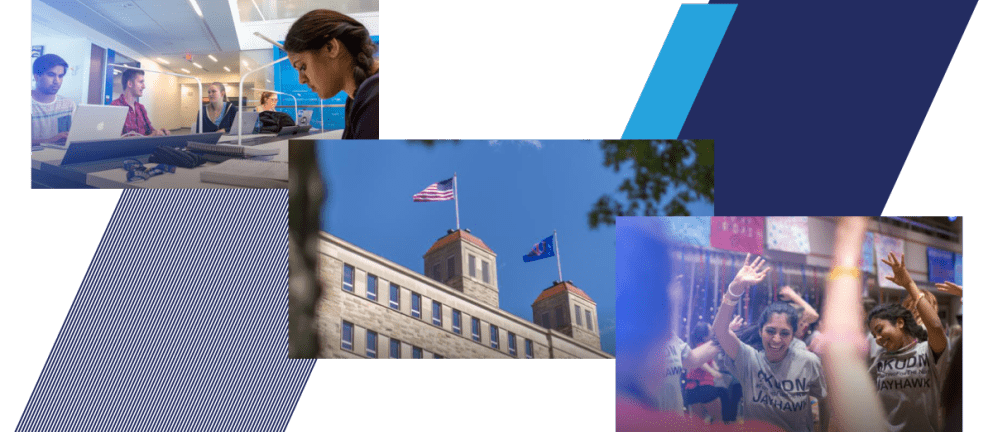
top-left (225, 111), bottom-right (260, 136)
top-left (52, 105), bottom-right (129, 147)
top-left (60, 132), bottom-right (223, 166)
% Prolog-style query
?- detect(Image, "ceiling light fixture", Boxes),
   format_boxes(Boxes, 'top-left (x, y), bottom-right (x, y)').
top-left (187, 0), bottom-right (203, 18)
top-left (223, 66), bottom-right (231, 72)
top-left (181, 68), bottom-right (191, 74)
top-left (156, 57), bottom-right (170, 64)
top-left (242, 60), bottom-right (249, 67)
top-left (192, 62), bottom-right (203, 69)
top-left (208, 54), bottom-right (217, 62)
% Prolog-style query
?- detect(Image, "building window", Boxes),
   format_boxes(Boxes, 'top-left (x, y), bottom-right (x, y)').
top-left (366, 331), bottom-right (377, 358)
top-left (586, 310), bottom-right (593, 331)
top-left (411, 293), bottom-right (421, 318)
top-left (469, 254), bottom-right (476, 278)
top-left (490, 325), bottom-right (500, 349)
top-left (526, 339), bottom-right (534, 359)
top-left (432, 263), bottom-right (441, 282)
top-left (471, 317), bottom-right (481, 342)
top-left (447, 256), bottom-right (455, 280)
top-left (541, 313), bottom-right (550, 329)
top-left (555, 307), bottom-right (564, 327)
top-left (452, 309), bottom-right (462, 335)
top-left (390, 338), bottom-right (401, 359)
top-left (413, 347), bottom-right (423, 359)
top-left (341, 321), bottom-right (354, 351)
top-left (432, 301), bottom-right (442, 326)
top-left (389, 283), bottom-right (400, 310)
top-left (508, 332), bottom-right (517, 356)
top-left (342, 264), bottom-right (354, 292)
top-left (482, 261), bottom-right (490, 284)
top-left (366, 274), bottom-right (378, 301)
top-left (575, 305), bottom-right (582, 326)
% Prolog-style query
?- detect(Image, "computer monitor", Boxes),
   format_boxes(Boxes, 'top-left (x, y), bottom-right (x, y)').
top-left (60, 132), bottom-right (223, 166)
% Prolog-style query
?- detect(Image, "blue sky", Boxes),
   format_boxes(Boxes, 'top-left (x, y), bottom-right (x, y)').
top-left (316, 140), bottom-right (715, 355)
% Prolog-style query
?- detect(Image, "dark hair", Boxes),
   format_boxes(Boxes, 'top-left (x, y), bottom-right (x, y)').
top-left (736, 301), bottom-right (800, 350)
top-left (121, 69), bottom-right (144, 90)
top-left (284, 9), bottom-right (378, 89)
top-left (33, 54), bottom-right (68, 76)
top-left (260, 91), bottom-right (275, 106)
top-left (867, 303), bottom-right (928, 341)
top-left (690, 322), bottom-right (712, 347)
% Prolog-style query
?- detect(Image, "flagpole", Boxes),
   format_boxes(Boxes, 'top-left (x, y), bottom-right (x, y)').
top-left (454, 173), bottom-right (461, 230)
top-left (554, 230), bottom-right (563, 283)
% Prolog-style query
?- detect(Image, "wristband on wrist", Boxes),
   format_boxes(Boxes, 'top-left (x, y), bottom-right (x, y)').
top-left (828, 266), bottom-right (862, 281)
top-left (723, 293), bottom-right (740, 307)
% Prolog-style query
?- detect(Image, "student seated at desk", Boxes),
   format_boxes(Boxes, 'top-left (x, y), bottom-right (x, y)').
top-left (111, 69), bottom-right (170, 136)
top-left (192, 82), bottom-right (238, 133)
top-left (255, 91), bottom-right (295, 133)
top-left (31, 54), bottom-right (77, 146)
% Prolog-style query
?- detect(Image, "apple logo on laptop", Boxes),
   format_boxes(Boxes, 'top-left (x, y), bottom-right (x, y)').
top-left (97, 122), bottom-right (105, 131)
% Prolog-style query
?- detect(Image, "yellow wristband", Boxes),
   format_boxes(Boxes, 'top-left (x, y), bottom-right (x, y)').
top-left (829, 266), bottom-right (862, 281)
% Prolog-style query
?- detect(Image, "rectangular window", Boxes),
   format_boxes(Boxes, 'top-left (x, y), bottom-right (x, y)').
top-left (366, 274), bottom-right (378, 301)
top-left (452, 309), bottom-right (462, 335)
top-left (432, 263), bottom-right (441, 282)
top-left (555, 307), bottom-right (564, 327)
top-left (541, 313), bottom-right (550, 329)
top-left (482, 261), bottom-right (490, 283)
top-left (342, 264), bottom-right (354, 292)
top-left (469, 254), bottom-right (476, 278)
top-left (341, 321), bottom-right (354, 351)
top-left (366, 331), bottom-right (377, 358)
top-left (490, 325), bottom-right (500, 349)
top-left (432, 301), bottom-right (442, 326)
top-left (390, 338), bottom-right (400, 359)
top-left (447, 256), bottom-right (455, 280)
top-left (526, 339), bottom-right (534, 359)
top-left (575, 305), bottom-right (582, 326)
top-left (411, 293), bottom-right (421, 318)
top-left (508, 332), bottom-right (517, 356)
top-left (586, 310), bottom-right (593, 330)
top-left (389, 283), bottom-right (400, 310)
top-left (413, 347), bottom-right (423, 359)
top-left (471, 317), bottom-right (481, 342)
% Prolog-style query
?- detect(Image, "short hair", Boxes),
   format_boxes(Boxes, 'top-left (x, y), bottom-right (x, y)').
top-left (33, 54), bottom-right (68, 76)
top-left (121, 69), bottom-right (144, 90)
top-left (260, 91), bottom-right (275, 105)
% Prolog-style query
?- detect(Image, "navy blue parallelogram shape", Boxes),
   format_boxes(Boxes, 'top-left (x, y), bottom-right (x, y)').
top-left (18, 189), bottom-right (314, 431)
top-left (679, 0), bottom-right (978, 215)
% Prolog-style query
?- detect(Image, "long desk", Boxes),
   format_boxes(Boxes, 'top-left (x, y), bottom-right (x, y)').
top-left (31, 129), bottom-right (343, 189)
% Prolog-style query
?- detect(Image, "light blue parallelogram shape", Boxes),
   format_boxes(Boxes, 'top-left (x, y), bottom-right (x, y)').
top-left (622, 4), bottom-right (737, 139)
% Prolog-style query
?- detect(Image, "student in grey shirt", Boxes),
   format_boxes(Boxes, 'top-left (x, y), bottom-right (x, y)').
top-left (713, 254), bottom-right (826, 432)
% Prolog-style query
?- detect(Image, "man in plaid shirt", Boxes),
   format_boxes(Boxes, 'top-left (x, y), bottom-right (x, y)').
top-left (111, 69), bottom-right (169, 136)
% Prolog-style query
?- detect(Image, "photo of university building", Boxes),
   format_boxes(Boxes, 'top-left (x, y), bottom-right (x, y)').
top-left (316, 228), bottom-right (612, 359)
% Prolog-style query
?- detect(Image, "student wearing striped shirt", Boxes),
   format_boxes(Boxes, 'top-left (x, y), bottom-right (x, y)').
top-left (31, 54), bottom-right (76, 146)
top-left (111, 69), bottom-right (170, 137)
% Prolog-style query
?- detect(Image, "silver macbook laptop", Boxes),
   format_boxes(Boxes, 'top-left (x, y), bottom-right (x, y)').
top-left (63, 105), bottom-right (129, 146)
top-left (226, 111), bottom-right (260, 135)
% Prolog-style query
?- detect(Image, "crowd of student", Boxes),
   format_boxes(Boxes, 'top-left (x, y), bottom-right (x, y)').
top-left (617, 217), bottom-right (963, 432)
top-left (30, 9), bottom-right (378, 145)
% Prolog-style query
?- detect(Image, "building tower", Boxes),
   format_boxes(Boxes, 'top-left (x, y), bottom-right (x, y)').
top-left (423, 229), bottom-right (500, 308)
top-left (531, 281), bottom-right (601, 350)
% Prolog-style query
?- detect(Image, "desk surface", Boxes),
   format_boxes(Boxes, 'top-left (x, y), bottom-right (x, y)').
top-left (31, 129), bottom-right (343, 189)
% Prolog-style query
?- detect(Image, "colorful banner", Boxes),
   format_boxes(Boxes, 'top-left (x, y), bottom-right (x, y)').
top-left (765, 217), bottom-right (810, 254)
top-left (659, 216), bottom-right (711, 247)
top-left (926, 247), bottom-right (955, 284)
top-left (874, 234), bottom-right (906, 289)
top-left (861, 232), bottom-right (876, 273)
top-left (711, 217), bottom-right (764, 255)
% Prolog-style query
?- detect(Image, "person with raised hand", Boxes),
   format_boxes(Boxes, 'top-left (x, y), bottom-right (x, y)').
top-left (866, 252), bottom-right (948, 432)
top-left (712, 254), bottom-right (826, 432)
top-left (935, 281), bottom-right (962, 297)
top-left (779, 285), bottom-right (820, 351)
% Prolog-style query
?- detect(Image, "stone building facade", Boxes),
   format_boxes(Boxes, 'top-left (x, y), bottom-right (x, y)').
top-left (316, 229), bottom-right (612, 359)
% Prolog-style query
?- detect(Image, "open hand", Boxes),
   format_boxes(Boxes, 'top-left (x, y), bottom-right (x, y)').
top-left (729, 315), bottom-right (745, 332)
top-left (936, 281), bottom-right (963, 297)
top-left (729, 253), bottom-right (769, 295)
top-left (882, 252), bottom-right (913, 288)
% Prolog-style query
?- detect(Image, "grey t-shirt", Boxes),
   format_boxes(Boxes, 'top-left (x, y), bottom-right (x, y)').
top-left (870, 342), bottom-right (945, 432)
top-left (721, 339), bottom-right (826, 432)
top-left (656, 336), bottom-right (691, 412)
top-left (790, 337), bottom-right (808, 352)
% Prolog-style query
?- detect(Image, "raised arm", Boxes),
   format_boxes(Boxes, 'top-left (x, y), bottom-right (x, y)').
top-left (882, 253), bottom-right (947, 355)
top-left (713, 254), bottom-right (769, 361)
top-left (780, 285), bottom-right (820, 325)
top-left (683, 340), bottom-right (721, 371)
top-left (936, 281), bottom-right (963, 298)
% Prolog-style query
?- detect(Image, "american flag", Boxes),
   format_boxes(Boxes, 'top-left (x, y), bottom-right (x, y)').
top-left (413, 177), bottom-right (455, 202)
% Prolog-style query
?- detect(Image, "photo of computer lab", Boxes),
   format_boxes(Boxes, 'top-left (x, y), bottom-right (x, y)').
top-left (31, 0), bottom-right (379, 188)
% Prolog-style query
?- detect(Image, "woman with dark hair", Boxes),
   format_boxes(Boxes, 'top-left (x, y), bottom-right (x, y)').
top-left (712, 255), bottom-right (826, 432)
top-left (255, 91), bottom-right (295, 133)
top-left (284, 9), bottom-right (378, 139)
top-left (867, 253), bottom-right (948, 432)
top-left (193, 82), bottom-right (238, 133)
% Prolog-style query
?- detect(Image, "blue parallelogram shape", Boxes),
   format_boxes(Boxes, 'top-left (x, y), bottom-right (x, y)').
top-left (622, 4), bottom-right (736, 139)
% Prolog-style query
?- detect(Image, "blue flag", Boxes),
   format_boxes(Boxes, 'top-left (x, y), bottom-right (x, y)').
top-left (523, 235), bottom-right (555, 263)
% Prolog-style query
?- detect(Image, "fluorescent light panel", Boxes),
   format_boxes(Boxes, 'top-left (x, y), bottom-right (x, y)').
top-left (208, 55), bottom-right (217, 62)
top-left (156, 57), bottom-right (170, 64)
top-left (242, 60), bottom-right (249, 67)
top-left (187, 0), bottom-right (203, 18)
top-left (223, 66), bottom-right (231, 72)
top-left (181, 68), bottom-right (191, 73)
top-left (192, 62), bottom-right (203, 69)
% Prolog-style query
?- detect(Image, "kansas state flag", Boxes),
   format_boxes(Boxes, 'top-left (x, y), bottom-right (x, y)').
top-left (523, 235), bottom-right (555, 263)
